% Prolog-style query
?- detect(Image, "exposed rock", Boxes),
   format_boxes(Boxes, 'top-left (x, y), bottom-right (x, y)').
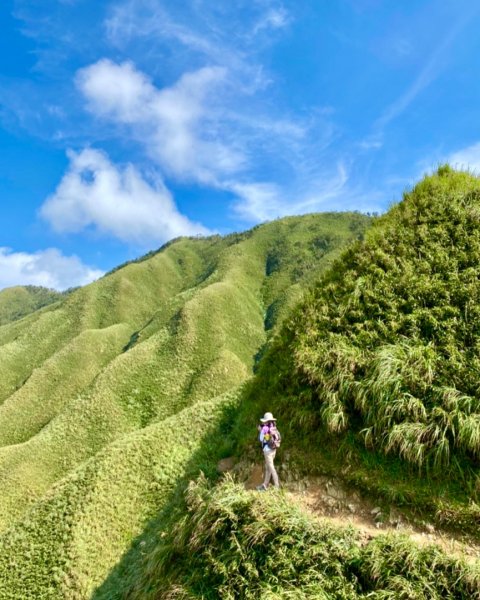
top-left (326, 482), bottom-right (347, 500)
top-left (370, 506), bottom-right (382, 516)
top-left (217, 457), bottom-right (235, 473)
top-left (245, 464), bottom-right (264, 490)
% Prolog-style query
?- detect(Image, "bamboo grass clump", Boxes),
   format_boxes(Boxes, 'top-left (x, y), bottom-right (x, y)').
top-left (269, 168), bottom-right (480, 471)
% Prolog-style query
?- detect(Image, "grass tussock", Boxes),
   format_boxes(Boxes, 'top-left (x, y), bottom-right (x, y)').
top-left (119, 476), bottom-right (480, 600)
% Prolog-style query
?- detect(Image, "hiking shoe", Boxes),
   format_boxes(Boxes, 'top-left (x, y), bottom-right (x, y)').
top-left (256, 484), bottom-right (267, 492)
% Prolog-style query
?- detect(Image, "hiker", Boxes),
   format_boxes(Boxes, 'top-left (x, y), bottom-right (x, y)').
top-left (256, 412), bottom-right (281, 491)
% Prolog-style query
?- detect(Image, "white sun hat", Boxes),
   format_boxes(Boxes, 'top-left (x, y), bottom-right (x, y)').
top-left (260, 412), bottom-right (277, 423)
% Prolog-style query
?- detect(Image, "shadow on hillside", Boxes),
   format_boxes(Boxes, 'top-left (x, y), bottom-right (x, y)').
top-left (90, 397), bottom-right (254, 600)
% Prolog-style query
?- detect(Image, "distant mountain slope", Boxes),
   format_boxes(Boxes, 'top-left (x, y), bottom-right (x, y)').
top-left (0, 285), bottom-right (63, 325)
top-left (0, 212), bottom-right (371, 599)
top-left (0, 390), bottom-right (237, 599)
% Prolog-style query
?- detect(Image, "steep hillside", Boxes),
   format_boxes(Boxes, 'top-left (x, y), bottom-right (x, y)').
top-left (102, 168), bottom-right (480, 599)
top-left (0, 285), bottom-right (63, 325)
top-left (251, 169), bottom-right (480, 459)
top-left (234, 167), bottom-right (480, 524)
top-left (111, 477), bottom-right (480, 600)
top-left (0, 212), bottom-right (370, 599)
top-left (0, 391), bottom-right (238, 598)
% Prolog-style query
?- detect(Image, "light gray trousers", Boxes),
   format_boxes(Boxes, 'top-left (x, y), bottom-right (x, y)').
top-left (263, 450), bottom-right (279, 488)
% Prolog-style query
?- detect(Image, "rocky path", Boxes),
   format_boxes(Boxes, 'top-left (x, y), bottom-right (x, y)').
top-left (218, 457), bottom-right (480, 564)
top-left (289, 477), bottom-right (479, 563)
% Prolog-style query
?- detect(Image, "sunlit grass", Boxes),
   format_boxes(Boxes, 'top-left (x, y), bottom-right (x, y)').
top-left (117, 477), bottom-right (480, 600)
top-left (0, 212), bottom-right (369, 598)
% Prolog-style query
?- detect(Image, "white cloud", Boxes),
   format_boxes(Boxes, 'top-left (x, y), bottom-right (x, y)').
top-left (76, 60), bottom-right (242, 183)
top-left (229, 162), bottom-right (352, 221)
top-left (0, 247), bottom-right (104, 291)
top-left (448, 142), bottom-right (480, 174)
top-left (77, 7), bottom-right (358, 225)
top-left (252, 7), bottom-right (290, 36)
top-left (74, 59), bottom-right (351, 222)
top-left (77, 59), bottom-right (155, 124)
top-left (41, 148), bottom-right (209, 244)
top-left (229, 181), bottom-right (283, 222)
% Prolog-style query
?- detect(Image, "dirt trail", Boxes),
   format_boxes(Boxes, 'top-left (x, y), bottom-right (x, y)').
top-left (218, 458), bottom-right (480, 564)
top-left (289, 480), bottom-right (479, 563)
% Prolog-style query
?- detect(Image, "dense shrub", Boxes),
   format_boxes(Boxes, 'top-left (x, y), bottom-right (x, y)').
top-left (256, 167), bottom-right (480, 471)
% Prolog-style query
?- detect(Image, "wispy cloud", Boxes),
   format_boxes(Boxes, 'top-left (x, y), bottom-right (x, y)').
top-left (74, 57), bottom-right (359, 222)
top-left (228, 162), bottom-right (355, 222)
top-left (41, 148), bottom-right (209, 244)
top-left (28, 0), bottom-right (385, 234)
top-left (448, 142), bottom-right (480, 174)
top-left (104, 0), bottom-right (273, 92)
top-left (0, 247), bottom-right (103, 291)
top-left (251, 6), bottom-right (291, 36)
top-left (374, 11), bottom-right (475, 132)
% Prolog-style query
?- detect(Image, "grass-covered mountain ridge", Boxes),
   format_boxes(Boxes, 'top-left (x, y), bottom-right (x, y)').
top-left (0, 212), bottom-right (370, 598)
top-left (104, 167), bottom-right (480, 598)
top-left (0, 285), bottom-right (65, 325)
top-left (1, 169), bottom-right (480, 599)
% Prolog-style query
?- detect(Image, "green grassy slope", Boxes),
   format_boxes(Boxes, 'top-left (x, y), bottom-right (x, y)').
top-left (3, 169), bottom-right (480, 599)
top-left (0, 212), bottom-right (370, 598)
top-left (114, 477), bottom-right (480, 600)
top-left (102, 169), bottom-right (480, 599)
top-left (0, 391), bottom-right (238, 599)
top-left (0, 285), bottom-right (63, 326)
top-left (234, 167), bottom-right (480, 522)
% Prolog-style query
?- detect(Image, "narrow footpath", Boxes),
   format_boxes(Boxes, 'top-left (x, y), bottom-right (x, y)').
top-left (218, 457), bottom-right (480, 565)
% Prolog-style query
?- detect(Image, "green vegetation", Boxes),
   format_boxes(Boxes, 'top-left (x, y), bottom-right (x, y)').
top-left (243, 168), bottom-right (480, 472)
top-left (0, 212), bottom-right (370, 598)
top-left (0, 392), bottom-right (238, 599)
top-left (2, 168), bottom-right (480, 598)
top-left (105, 476), bottom-right (480, 599)
top-left (0, 285), bottom-right (64, 325)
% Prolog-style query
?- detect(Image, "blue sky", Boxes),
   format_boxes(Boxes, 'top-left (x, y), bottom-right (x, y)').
top-left (1, 0), bottom-right (480, 290)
